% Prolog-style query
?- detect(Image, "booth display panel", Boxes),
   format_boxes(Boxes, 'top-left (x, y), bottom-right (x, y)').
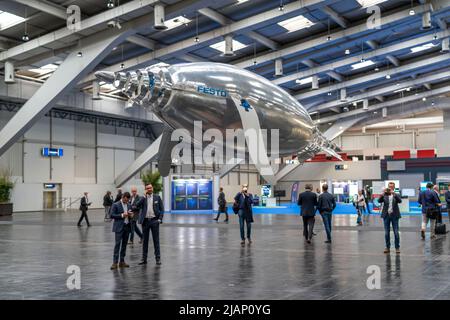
top-left (172, 179), bottom-right (213, 211)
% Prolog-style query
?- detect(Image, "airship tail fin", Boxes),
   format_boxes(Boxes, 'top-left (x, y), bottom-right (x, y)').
top-left (321, 147), bottom-right (343, 161)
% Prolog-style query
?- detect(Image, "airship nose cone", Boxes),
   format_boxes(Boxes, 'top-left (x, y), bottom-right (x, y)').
top-left (94, 71), bottom-right (115, 84)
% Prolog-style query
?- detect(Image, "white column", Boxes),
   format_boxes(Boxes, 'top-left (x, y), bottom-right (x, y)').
top-left (163, 175), bottom-right (171, 212)
top-left (4, 61), bottom-right (15, 84)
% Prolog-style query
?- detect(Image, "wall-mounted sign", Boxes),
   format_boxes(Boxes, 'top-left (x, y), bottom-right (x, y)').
top-left (42, 147), bottom-right (63, 157)
top-left (335, 164), bottom-right (348, 170)
top-left (387, 161), bottom-right (405, 171)
top-left (44, 183), bottom-right (56, 189)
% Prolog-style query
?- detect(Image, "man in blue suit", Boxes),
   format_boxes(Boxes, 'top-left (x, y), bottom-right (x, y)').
top-left (297, 184), bottom-right (318, 244)
top-left (110, 192), bottom-right (132, 270)
top-left (136, 184), bottom-right (164, 265)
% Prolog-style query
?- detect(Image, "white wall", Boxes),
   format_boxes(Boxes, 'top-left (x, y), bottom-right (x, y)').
top-left (0, 109), bottom-right (152, 212)
top-left (281, 160), bottom-right (381, 181)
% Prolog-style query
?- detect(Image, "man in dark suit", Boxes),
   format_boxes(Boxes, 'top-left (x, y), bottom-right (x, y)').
top-left (378, 182), bottom-right (402, 254)
top-left (445, 185), bottom-right (450, 220)
top-left (214, 187), bottom-right (228, 222)
top-left (298, 184), bottom-right (318, 243)
top-left (129, 186), bottom-right (143, 245)
top-left (77, 192), bottom-right (92, 227)
top-left (136, 184), bottom-right (164, 265)
top-left (110, 192), bottom-right (132, 270)
top-left (317, 184), bottom-right (336, 243)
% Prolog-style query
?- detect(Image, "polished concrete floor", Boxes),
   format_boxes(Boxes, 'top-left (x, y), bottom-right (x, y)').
top-left (1, 210), bottom-right (450, 300)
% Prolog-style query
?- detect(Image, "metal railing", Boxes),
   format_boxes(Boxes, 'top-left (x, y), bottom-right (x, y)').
top-left (54, 197), bottom-right (82, 211)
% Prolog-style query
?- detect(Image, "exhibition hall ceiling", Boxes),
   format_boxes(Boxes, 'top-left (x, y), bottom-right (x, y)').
top-left (0, 0), bottom-right (449, 127)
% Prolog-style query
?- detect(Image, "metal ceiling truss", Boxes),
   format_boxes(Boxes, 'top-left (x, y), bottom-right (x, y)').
top-left (0, 99), bottom-right (157, 139)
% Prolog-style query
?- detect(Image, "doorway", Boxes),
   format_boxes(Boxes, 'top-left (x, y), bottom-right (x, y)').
top-left (43, 191), bottom-right (57, 209)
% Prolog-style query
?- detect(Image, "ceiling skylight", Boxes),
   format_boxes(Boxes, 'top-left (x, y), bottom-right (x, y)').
top-left (210, 39), bottom-right (247, 53)
top-left (356, 0), bottom-right (388, 8)
top-left (410, 43), bottom-right (437, 53)
top-left (351, 60), bottom-right (375, 69)
top-left (278, 15), bottom-right (315, 33)
top-left (0, 11), bottom-right (25, 31)
top-left (164, 16), bottom-right (191, 30)
top-left (295, 77), bottom-right (318, 85)
top-left (28, 64), bottom-right (58, 74)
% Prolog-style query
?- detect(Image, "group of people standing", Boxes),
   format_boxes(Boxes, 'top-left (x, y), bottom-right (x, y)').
top-left (77, 185), bottom-right (164, 270)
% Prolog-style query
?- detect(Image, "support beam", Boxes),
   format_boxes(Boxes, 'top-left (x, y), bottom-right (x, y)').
top-left (308, 69), bottom-right (450, 112)
top-left (386, 54), bottom-right (400, 67)
top-left (0, 29), bottom-right (130, 157)
top-left (12, 0), bottom-right (66, 19)
top-left (273, 29), bottom-right (450, 86)
top-left (321, 5), bottom-right (348, 28)
top-left (323, 118), bottom-right (362, 141)
top-left (233, 4), bottom-right (429, 69)
top-left (424, 83), bottom-right (432, 90)
top-left (319, 85), bottom-right (450, 123)
top-left (1, 0), bottom-right (162, 62)
top-left (366, 40), bottom-right (379, 49)
top-left (198, 7), bottom-right (280, 50)
top-left (82, 0), bottom-right (330, 83)
top-left (327, 70), bottom-right (343, 82)
top-left (375, 96), bottom-right (385, 102)
top-left (115, 135), bottom-right (162, 187)
top-left (127, 35), bottom-right (156, 50)
top-left (218, 158), bottom-right (245, 178)
top-left (297, 53), bottom-right (450, 103)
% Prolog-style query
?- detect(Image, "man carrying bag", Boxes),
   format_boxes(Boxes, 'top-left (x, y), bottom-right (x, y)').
top-left (418, 182), bottom-right (441, 240)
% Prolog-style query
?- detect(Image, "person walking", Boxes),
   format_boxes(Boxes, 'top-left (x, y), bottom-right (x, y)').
top-left (110, 192), bottom-right (132, 270)
top-left (418, 182), bottom-right (441, 240)
top-left (445, 185), bottom-right (450, 220)
top-left (234, 184), bottom-right (254, 246)
top-left (297, 184), bottom-right (318, 244)
top-left (317, 184), bottom-right (336, 243)
top-left (114, 188), bottom-right (123, 203)
top-left (103, 191), bottom-right (113, 222)
top-left (214, 187), bottom-right (228, 222)
top-left (365, 185), bottom-right (372, 214)
top-left (356, 190), bottom-right (366, 226)
top-left (129, 186), bottom-right (143, 245)
top-left (433, 185), bottom-right (443, 224)
top-left (378, 182), bottom-right (402, 254)
top-left (136, 184), bottom-right (164, 266)
top-left (77, 192), bottom-right (92, 227)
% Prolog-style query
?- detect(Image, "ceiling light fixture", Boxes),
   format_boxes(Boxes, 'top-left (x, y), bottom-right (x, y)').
top-left (22, 33), bottom-right (29, 41)
top-left (277, 15), bottom-right (315, 33)
top-left (357, 0), bottom-right (388, 8)
top-left (410, 43), bottom-right (436, 53)
top-left (210, 39), bottom-right (246, 54)
top-left (279, 0), bottom-right (284, 11)
top-left (77, 51), bottom-right (82, 57)
top-left (107, 0), bottom-right (115, 9)
top-left (386, 74), bottom-right (391, 79)
top-left (165, 16), bottom-right (191, 30)
top-left (351, 60), bottom-right (374, 69)
top-left (345, 49), bottom-right (350, 55)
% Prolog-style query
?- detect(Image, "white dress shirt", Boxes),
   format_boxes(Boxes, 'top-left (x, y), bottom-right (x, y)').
top-left (121, 201), bottom-right (129, 224)
top-left (146, 194), bottom-right (155, 218)
top-left (387, 194), bottom-right (394, 214)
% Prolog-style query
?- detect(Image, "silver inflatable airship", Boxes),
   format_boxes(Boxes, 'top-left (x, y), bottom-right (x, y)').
top-left (95, 62), bottom-right (340, 182)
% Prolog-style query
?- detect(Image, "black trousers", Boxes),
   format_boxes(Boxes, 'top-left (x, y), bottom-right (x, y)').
top-left (215, 208), bottom-right (229, 220)
top-left (142, 218), bottom-right (160, 261)
top-left (77, 209), bottom-right (90, 226)
top-left (113, 224), bottom-right (131, 263)
top-left (302, 216), bottom-right (315, 240)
